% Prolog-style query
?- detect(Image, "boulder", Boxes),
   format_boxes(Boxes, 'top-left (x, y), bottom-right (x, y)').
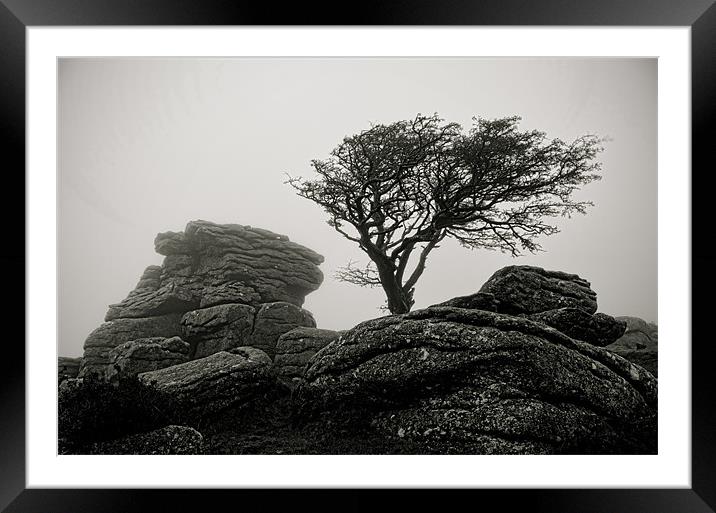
top-left (528, 308), bottom-right (626, 347)
top-left (433, 266), bottom-right (619, 347)
top-left (477, 265), bottom-right (598, 315)
top-left (81, 425), bottom-right (203, 455)
top-left (80, 313), bottom-right (183, 377)
top-left (105, 283), bottom-right (198, 322)
top-left (181, 303), bottom-right (255, 359)
top-left (105, 337), bottom-right (190, 381)
top-left (274, 327), bottom-right (341, 381)
top-left (249, 302), bottom-right (316, 358)
top-left (296, 306), bottom-right (657, 454)
top-left (58, 357), bottom-right (81, 384)
top-left (139, 348), bottom-right (273, 417)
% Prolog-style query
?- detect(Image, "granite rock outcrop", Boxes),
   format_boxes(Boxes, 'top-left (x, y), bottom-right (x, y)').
top-left (80, 220), bottom-right (323, 376)
top-left (296, 266), bottom-right (656, 454)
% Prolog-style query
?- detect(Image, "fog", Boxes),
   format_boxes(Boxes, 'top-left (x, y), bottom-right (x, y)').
top-left (58, 57), bottom-right (657, 357)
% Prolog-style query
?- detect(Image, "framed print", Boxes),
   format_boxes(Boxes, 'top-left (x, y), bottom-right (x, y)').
top-left (3, 0), bottom-right (715, 511)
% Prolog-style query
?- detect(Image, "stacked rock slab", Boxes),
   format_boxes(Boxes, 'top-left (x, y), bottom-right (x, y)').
top-left (105, 337), bottom-right (191, 382)
top-left (249, 303), bottom-right (317, 358)
top-left (139, 347), bottom-right (273, 418)
top-left (181, 303), bottom-right (256, 359)
top-left (274, 327), bottom-right (341, 382)
top-left (80, 220), bottom-right (323, 377)
top-left (297, 266), bottom-right (655, 454)
top-left (81, 314), bottom-right (183, 376)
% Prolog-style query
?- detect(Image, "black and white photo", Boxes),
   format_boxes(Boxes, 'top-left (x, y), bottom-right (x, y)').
top-left (57, 57), bottom-right (658, 456)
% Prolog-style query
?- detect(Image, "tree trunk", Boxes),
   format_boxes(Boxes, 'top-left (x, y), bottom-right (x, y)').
top-left (375, 261), bottom-right (413, 314)
top-left (383, 283), bottom-right (412, 314)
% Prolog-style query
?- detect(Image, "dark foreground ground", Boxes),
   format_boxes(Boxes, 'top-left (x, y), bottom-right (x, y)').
top-left (200, 396), bottom-right (421, 455)
top-left (60, 382), bottom-right (656, 456)
top-left (59, 383), bottom-right (423, 455)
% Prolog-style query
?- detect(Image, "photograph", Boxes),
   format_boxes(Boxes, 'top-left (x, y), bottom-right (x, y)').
top-left (3, 1), bottom-right (712, 510)
top-left (57, 56), bottom-right (658, 456)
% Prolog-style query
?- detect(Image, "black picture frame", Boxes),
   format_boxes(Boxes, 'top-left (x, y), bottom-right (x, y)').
top-left (2, 1), bottom-right (714, 511)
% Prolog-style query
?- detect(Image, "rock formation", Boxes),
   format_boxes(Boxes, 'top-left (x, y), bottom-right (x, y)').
top-left (274, 327), bottom-right (341, 382)
top-left (606, 316), bottom-right (658, 376)
top-left (296, 266), bottom-right (656, 454)
top-left (105, 336), bottom-right (191, 381)
top-left (435, 266), bottom-right (626, 347)
top-left (249, 302), bottom-right (317, 358)
top-left (82, 314), bottom-right (184, 375)
top-left (528, 309), bottom-right (626, 347)
top-left (181, 303), bottom-right (256, 359)
top-left (477, 265), bottom-right (598, 315)
top-left (138, 347), bottom-right (274, 418)
top-left (70, 245), bottom-right (657, 455)
top-left (80, 220), bottom-right (324, 376)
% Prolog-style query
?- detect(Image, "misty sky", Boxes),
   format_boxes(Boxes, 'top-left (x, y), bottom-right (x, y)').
top-left (58, 57), bottom-right (657, 357)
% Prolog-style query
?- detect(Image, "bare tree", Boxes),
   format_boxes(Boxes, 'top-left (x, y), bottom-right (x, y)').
top-left (287, 114), bottom-right (603, 314)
